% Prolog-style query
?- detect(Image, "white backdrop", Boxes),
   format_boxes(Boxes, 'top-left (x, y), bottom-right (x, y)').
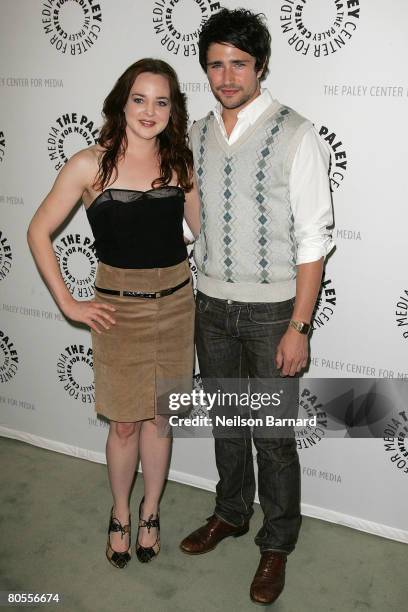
top-left (1, 0), bottom-right (407, 543)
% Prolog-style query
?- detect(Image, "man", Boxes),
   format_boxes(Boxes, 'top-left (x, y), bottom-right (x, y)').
top-left (180, 8), bottom-right (333, 606)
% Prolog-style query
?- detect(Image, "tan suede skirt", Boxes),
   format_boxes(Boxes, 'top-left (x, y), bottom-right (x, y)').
top-left (91, 259), bottom-right (195, 422)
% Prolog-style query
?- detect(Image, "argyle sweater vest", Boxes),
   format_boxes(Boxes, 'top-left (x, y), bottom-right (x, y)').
top-left (190, 103), bottom-right (312, 302)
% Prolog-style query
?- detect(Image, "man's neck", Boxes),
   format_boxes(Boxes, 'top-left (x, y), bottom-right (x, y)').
top-left (222, 112), bottom-right (238, 138)
top-left (221, 89), bottom-right (262, 137)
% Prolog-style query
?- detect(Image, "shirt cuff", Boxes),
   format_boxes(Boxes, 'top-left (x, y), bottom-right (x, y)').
top-left (296, 233), bottom-right (335, 265)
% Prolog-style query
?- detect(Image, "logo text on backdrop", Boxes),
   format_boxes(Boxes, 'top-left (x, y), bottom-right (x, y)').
top-left (152, 0), bottom-right (221, 57)
top-left (42, 0), bottom-right (102, 55)
top-left (280, 0), bottom-right (360, 57)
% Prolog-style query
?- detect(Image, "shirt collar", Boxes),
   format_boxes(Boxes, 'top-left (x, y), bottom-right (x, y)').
top-left (214, 89), bottom-right (275, 125)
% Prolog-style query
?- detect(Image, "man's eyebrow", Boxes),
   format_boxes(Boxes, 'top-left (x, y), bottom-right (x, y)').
top-left (207, 59), bottom-right (251, 65)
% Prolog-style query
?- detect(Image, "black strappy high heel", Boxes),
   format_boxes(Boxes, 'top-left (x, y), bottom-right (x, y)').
top-left (106, 507), bottom-right (131, 569)
top-left (136, 498), bottom-right (160, 563)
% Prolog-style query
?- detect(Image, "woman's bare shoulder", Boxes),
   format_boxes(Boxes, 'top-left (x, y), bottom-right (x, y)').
top-left (69, 145), bottom-right (103, 168)
top-left (63, 145), bottom-right (104, 184)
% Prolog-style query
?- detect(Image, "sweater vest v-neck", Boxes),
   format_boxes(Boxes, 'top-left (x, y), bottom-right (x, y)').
top-left (190, 102), bottom-right (312, 302)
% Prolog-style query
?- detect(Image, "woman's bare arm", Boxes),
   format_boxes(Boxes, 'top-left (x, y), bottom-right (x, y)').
top-left (27, 149), bottom-right (116, 332)
top-left (183, 174), bottom-right (201, 239)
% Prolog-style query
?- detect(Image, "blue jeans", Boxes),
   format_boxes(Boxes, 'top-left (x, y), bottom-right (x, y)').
top-left (195, 291), bottom-right (301, 554)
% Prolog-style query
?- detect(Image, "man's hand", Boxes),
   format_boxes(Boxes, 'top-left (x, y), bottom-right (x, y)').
top-left (275, 327), bottom-right (308, 376)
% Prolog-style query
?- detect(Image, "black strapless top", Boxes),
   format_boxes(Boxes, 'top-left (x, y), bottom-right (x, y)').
top-left (86, 186), bottom-right (187, 269)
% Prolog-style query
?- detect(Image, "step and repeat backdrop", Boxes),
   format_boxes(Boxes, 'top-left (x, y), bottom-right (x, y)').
top-left (0, 1), bottom-right (407, 542)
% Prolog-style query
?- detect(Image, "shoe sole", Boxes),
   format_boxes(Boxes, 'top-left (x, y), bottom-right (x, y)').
top-left (249, 593), bottom-right (283, 606)
top-left (250, 585), bottom-right (284, 606)
top-left (249, 596), bottom-right (276, 606)
top-left (179, 525), bottom-right (249, 555)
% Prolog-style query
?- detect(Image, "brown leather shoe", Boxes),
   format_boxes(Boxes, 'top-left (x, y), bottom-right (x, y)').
top-left (250, 552), bottom-right (287, 605)
top-left (179, 514), bottom-right (249, 555)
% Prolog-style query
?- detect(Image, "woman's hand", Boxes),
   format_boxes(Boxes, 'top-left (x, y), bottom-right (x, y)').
top-left (62, 299), bottom-right (116, 334)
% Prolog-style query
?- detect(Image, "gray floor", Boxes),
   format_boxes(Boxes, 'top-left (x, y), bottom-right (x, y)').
top-left (0, 436), bottom-right (407, 612)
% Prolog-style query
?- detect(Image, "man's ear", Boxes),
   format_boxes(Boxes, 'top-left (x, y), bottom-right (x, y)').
top-left (256, 60), bottom-right (267, 80)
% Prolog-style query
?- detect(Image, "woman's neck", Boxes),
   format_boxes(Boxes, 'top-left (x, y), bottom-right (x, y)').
top-left (125, 128), bottom-right (159, 158)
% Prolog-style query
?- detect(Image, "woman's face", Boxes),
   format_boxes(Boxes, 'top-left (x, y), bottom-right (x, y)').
top-left (123, 72), bottom-right (171, 142)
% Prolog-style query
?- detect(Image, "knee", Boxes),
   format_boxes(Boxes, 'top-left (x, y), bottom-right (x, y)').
top-left (112, 421), bottom-right (138, 440)
top-left (145, 415), bottom-right (171, 436)
top-left (255, 438), bottom-right (298, 465)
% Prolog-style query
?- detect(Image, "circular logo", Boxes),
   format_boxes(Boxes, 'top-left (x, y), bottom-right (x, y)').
top-left (152, 0), bottom-right (221, 57)
top-left (383, 411), bottom-right (408, 476)
top-left (395, 290), bottom-right (408, 340)
top-left (312, 276), bottom-right (337, 331)
top-left (280, 0), bottom-right (360, 58)
top-left (47, 112), bottom-right (99, 171)
top-left (0, 129), bottom-right (5, 163)
top-left (0, 230), bottom-right (13, 282)
top-left (318, 124), bottom-right (347, 191)
top-left (191, 372), bottom-right (210, 415)
top-left (296, 386), bottom-right (327, 448)
top-left (57, 343), bottom-right (95, 403)
top-left (0, 329), bottom-right (19, 384)
top-left (170, 372), bottom-right (212, 437)
top-left (188, 249), bottom-right (198, 293)
top-left (41, 0), bottom-right (102, 55)
top-left (54, 233), bottom-right (97, 300)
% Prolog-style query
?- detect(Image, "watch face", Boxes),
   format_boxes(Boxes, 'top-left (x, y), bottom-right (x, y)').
top-left (291, 320), bottom-right (309, 334)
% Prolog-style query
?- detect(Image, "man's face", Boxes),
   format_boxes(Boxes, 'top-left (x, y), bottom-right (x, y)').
top-left (206, 42), bottom-right (263, 111)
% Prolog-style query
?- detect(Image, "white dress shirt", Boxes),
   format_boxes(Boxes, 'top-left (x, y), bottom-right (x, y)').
top-left (213, 89), bottom-right (334, 264)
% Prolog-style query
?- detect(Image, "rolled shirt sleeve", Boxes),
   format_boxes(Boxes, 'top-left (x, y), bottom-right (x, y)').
top-left (290, 126), bottom-right (335, 264)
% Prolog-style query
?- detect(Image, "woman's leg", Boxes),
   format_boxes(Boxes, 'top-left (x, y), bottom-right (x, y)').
top-left (106, 420), bottom-right (141, 552)
top-left (138, 416), bottom-right (172, 547)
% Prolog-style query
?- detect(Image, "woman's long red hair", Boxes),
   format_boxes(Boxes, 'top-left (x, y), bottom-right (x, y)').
top-left (94, 58), bottom-right (193, 192)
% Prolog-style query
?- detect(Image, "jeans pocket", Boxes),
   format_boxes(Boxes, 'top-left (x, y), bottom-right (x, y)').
top-left (248, 299), bottom-right (294, 325)
top-left (196, 295), bottom-right (209, 314)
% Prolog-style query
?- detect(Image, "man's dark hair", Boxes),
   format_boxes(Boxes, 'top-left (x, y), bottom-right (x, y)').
top-left (198, 8), bottom-right (271, 81)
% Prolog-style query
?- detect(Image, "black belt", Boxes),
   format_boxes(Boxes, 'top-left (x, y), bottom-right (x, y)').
top-left (95, 277), bottom-right (190, 299)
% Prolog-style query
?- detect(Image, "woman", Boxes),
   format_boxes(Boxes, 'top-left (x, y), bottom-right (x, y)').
top-left (27, 59), bottom-right (200, 569)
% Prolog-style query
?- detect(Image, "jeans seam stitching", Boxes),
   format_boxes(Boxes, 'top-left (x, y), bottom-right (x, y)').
top-left (249, 315), bottom-right (292, 325)
top-left (238, 343), bottom-right (249, 518)
top-left (234, 306), bottom-right (241, 337)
